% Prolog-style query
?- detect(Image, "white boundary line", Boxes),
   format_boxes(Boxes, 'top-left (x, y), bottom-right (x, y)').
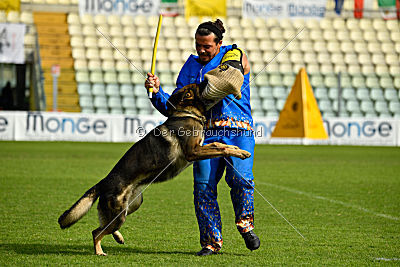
top-left (258, 182), bottom-right (399, 221)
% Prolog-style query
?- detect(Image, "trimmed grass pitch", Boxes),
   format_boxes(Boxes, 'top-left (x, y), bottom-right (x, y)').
top-left (0, 141), bottom-right (399, 265)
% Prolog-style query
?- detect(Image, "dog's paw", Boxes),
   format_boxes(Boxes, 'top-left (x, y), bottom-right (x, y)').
top-left (112, 231), bottom-right (125, 244)
top-left (225, 144), bottom-right (240, 150)
top-left (226, 149), bottom-right (251, 159)
top-left (237, 150), bottom-right (251, 159)
top-left (96, 252), bottom-right (107, 256)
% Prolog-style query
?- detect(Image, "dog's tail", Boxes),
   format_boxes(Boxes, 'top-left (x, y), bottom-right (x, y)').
top-left (58, 183), bottom-right (100, 229)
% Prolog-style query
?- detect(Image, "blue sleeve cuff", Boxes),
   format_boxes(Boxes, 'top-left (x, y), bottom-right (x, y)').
top-left (150, 85), bottom-right (171, 117)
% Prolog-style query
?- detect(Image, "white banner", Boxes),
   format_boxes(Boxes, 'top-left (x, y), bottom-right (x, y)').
top-left (0, 112), bottom-right (15, 140)
top-left (242, 0), bottom-right (327, 19)
top-left (0, 111), bottom-right (399, 147)
top-left (0, 23), bottom-right (26, 64)
top-left (14, 112), bottom-right (112, 142)
top-left (325, 118), bottom-right (398, 146)
top-left (112, 114), bottom-right (166, 143)
top-left (253, 117), bottom-right (398, 146)
top-left (79, 0), bottom-right (161, 16)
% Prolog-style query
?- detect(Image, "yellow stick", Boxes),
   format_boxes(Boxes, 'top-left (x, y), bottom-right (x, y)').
top-left (148, 14), bottom-right (163, 98)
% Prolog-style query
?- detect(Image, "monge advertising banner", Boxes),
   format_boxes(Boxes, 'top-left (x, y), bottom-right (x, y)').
top-left (79, 0), bottom-right (161, 16)
top-left (14, 112), bottom-right (112, 142)
top-left (112, 114), bottom-right (166, 143)
top-left (0, 112), bottom-right (15, 141)
top-left (242, 0), bottom-right (327, 19)
top-left (324, 118), bottom-right (398, 146)
top-left (1, 111), bottom-right (399, 146)
top-left (251, 117), bottom-right (398, 146)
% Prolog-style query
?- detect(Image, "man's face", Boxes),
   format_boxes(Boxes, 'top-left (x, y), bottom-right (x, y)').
top-left (195, 33), bottom-right (222, 64)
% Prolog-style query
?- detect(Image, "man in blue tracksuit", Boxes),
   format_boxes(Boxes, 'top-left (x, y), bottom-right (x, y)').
top-left (145, 19), bottom-right (260, 256)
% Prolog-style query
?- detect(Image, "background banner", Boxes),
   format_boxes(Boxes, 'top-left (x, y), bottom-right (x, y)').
top-left (185, 0), bottom-right (226, 19)
top-left (0, 0), bottom-right (20, 12)
top-left (0, 23), bottom-right (25, 64)
top-left (79, 0), bottom-right (160, 16)
top-left (0, 112), bottom-right (15, 141)
top-left (242, 0), bottom-right (327, 19)
top-left (14, 112), bottom-right (112, 142)
top-left (1, 111), bottom-right (399, 146)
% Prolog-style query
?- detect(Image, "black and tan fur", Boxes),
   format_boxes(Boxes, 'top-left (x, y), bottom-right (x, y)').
top-left (58, 84), bottom-right (251, 256)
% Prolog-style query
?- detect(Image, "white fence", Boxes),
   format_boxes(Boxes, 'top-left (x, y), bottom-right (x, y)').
top-left (0, 111), bottom-right (399, 146)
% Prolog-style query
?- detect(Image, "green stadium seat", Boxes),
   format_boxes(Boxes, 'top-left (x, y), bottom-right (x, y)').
top-left (106, 84), bottom-right (120, 97)
top-left (360, 100), bottom-right (375, 114)
top-left (272, 87), bottom-right (287, 99)
top-left (380, 77), bottom-right (394, 88)
top-left (266, 110), bottom-right (279, 118)
top-left (120, 85), bottom-right (134, 97)
top-left (389, 101), bottom-right (400, 114)
top-left (375, 101), bottom-right (390, 115)
top-left (315, 87), bottom-right (329, 100)
top-left (332, 100), bottom-right (346, 113)
top-left (75, 71), bottom-right (90, 83)
top-left (356, 88), bottom-right (371, 101)
top-left (395, 78), bottom-right (400, 90)
top-left (95, 108), bottom-right (109, 114)
top-left (342, 88), bottom-right (357, 101)
top-left (261, 99), bottom-right (276, 112)
top-left (94, 96), bottom-right (107, 109)
top-left (258, 86), bottom-right (274, 99)
top-left (384, 88), bottom-right (398, 101)
top-left (252, 110), bottom-right (264, 117)
top-left (136, 97), bottom-right (152, 110)
top-left (77, 83), bottom-right (91, 96)
top-left (328, 88), bottom-right (339, 100)
top-left (366, 76), bottom-right (380, 89)
top-left (81, 108), bottom-right (94, 114)
top-left (92, 84), bottom-right (106, 96)
top-left (250, 99), bottom-right (262, 112)
top-left (319, 99), bottom-right (333, 113)
top-left (370, 88), bottom-right (385, 101)
top-left (276, 99), bottom-right (286, 111)
top-left (108, 96), bottom-right (122, 109)
top-left (79, 96), bottom-right (93, 109)
top-left (352, 76), bottom-right (366, 88)
top-left (346, 100), bottom-right (361, 113)
top-left (90, 71), bottom-right (104, 83)
top-left (104, 72), bottom-right (118, 84)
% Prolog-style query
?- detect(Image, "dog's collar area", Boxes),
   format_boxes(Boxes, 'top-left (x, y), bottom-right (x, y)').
top-left (170, 110), bottom-right (206, 125)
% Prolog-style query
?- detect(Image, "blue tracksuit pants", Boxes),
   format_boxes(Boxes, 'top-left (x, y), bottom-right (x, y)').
top-left (193, 128), bottom-right (255, 251)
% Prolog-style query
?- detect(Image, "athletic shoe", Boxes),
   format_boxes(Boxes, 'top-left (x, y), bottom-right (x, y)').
top-left (196, 247), bottom-right (217, 256)
top-left (241, 230), bottom-right (260, 251)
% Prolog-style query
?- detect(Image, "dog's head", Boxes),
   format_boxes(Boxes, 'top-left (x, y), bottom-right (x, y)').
top-left (167, 83), bottom-right (206, 116)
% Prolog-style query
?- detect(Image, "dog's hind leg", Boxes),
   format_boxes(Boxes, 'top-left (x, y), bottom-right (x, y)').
top-left (127, 188), bottom-right (143, 215)
top-left (92, 199), bottom-right (127, 255)
top-left (109, 188), bottom-right (143, 246)
top-left (112, 230), bottom-right (125, 244)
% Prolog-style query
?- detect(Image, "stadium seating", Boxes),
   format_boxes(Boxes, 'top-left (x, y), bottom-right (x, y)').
top-left (15, 7), bottom-right (389, 117)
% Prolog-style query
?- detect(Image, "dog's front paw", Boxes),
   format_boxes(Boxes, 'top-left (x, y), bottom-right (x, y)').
top-left (96, 252), bottom-right (107, 256)
top-left (225, 144), bottom-right (240, 150)
top-left (227, 149), bottom-right (251, 159)
top-left (238, 150), bottom-right (251, 159)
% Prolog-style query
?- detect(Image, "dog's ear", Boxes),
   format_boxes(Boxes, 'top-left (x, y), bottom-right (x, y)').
top-left (167, 92), bottom-right (181, 115)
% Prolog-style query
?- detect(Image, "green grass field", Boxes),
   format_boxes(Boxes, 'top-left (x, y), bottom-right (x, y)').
top-left (0, 141), bottom-right (399, 265)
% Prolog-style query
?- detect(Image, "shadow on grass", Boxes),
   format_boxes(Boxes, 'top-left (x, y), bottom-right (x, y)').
top-left (0, 243), bottom-right (204, 256)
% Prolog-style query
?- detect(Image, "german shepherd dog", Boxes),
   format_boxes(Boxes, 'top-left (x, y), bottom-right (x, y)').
top-left (58, 83), bottom-right (251, 256)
